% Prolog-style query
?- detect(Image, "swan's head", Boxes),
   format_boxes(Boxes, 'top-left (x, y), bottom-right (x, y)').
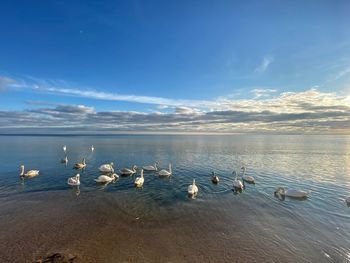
top-left (212, 171), bottom-right (215, 176)
top-left (232, 170), bottom-right (236, 176)
top-left (133, 165), bottom-right (137, 170)
top-left (76, 174), bottom-right (80, 179)
top-left (110, 162), bottom-right (114, 167)
top-left (20, 164), bottom-right (24, 169)
top-left (274, 187), bottom-right (285, 195)
top-left (112, 173), bottom-right (118, 179)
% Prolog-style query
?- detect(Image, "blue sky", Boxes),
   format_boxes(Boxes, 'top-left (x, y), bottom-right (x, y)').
top-left (0, 0), bottom-right (350, 134)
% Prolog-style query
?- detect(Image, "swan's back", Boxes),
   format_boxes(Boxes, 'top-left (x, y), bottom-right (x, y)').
top-left (286, 189), bottom-right (309, 198)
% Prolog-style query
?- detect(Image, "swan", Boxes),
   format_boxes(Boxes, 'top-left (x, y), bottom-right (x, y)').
top-left (158, 163), bottom-right (172, 176)
top-left (120, 165), bottom-right (137, 176)
top-left (188, 179), bottom-right (198, 195)
top-left (94, 173), bottom-right (119, 183)
top-left (20, 165), bottom-right (39, 177)
top-left (274, 187), bottom-right (310, 198)
top-left (211, 171), bottom-right (219, 184)
top-left (143, 162), bottom-right (158, 171)
top-left (346, 196), bottom-right (350, 207)
top-left (134, 169), bottom-right (144, 187)
top-left (99, 162), bottom-right (114, 173)
top-left (73, 158), bottom-right (86, 169)
top-left (232, 170), bottom-right (243, 190)
top-left (61, 156), bottom-right (68, 164)
top-left (68, 174), bottom-right (80, 186)
top-left (63, 145), bottom-right (67, 153)
top-left (91, 145), bottom-right (94, 152)
top-left (241, 166), bottom-right (255, 184)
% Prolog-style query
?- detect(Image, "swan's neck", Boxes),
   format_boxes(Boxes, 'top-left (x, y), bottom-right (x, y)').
top-left (141, 170), bottom-right (144, 178)
top-left (154, 163), bottom-right (157, 170)
top-left (193, 179), bottom-right (196, 185)
top-left (169, 164), bottom-right (172, 173)
top-left (233, 171), bottom-right (237, 180)
top-left (83, 159), bottom-right (86, 165)
top-left (20, 166), bottom-right (24, 176)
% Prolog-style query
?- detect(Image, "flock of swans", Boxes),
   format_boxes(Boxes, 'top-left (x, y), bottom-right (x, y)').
top-left (19, 145), bottom-right (350, 204)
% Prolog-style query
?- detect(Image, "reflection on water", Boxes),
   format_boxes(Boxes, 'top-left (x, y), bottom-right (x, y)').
top-left (0, 135), bottom-right (349, 262)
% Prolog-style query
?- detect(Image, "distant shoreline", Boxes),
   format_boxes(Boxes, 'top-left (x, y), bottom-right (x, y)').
top-left (0, 133), bottom-right (349, 136)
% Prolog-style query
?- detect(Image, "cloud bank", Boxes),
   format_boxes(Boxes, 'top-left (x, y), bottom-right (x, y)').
top-left (0, 80), bottom-right (349, 134)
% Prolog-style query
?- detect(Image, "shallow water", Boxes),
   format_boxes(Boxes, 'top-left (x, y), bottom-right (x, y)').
top-left (0, 135), bottom-right (349, 262)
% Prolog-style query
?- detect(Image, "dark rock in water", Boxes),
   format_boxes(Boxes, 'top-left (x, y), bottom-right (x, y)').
top-left (34, 252), bottom-right (77, 263)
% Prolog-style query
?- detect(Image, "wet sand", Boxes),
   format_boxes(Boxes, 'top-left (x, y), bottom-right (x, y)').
top-left (0, 189), bottom-right (333, 263)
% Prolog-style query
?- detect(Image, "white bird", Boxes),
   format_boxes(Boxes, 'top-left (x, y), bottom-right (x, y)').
top-left (241, 166), bottom-right (255, 184)
top-left (211, 171), bottom-right (219, 184)
top-left (94, 173), bottom-right (118, 183)
top-left (74, 158), bottom-right (86, 169)
top-left (61, 156), bottom-right (68, 164)
top-left (99, 162), bottom-right (114, 173)
top-left (134, 169), bottom-right (144, 187)
top-left (233, 170), bottom-right (244, 190)
top-left (346, 196), bottom-right (350, 207)
top-left (63, 145), bottom-right (67, 153)
top-left (20, 165), bottom-right (39, 177)
top-left (188, 179), bottom-right (198, 195)
top-left (120, 165), bottom-right (137, 176)
top-left (68, 174), bottom-right (80, 186)
top-left (158, 163), bottom-right (172, 176)
top-left (143, 162), bottom-right (158, 171)
top-left (91, 145), bottom-right (94, 152)
top-left (274, 187), bottom-right (310, 198)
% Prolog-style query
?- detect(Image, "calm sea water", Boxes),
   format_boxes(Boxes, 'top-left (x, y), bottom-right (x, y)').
top-left (0, 135), bottom-right (349, 262)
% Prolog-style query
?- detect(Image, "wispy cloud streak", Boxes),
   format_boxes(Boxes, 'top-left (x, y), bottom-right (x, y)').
top-left (255, 56), bottom-right (274, 73)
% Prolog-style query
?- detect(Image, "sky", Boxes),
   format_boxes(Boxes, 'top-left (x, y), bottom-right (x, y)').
top-left (0, 0), bottom-right (350, 134)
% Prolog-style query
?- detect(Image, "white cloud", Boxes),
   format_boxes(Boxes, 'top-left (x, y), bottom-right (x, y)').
top-left (250, 88), bottom-right (277, 99)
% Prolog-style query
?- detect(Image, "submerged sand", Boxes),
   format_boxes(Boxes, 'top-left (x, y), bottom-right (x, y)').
top-left (0, 188), bottom-right (335, 263)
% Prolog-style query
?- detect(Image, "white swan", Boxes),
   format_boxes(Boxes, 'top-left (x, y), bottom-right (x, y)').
top-left (20, 165), bottom-right (39, 177)
top-left (241, 166), bottom-right (255, 184)
top-left (233, 170), bottom-right (243, 190)
top-left (188, 179), bottom-right (198, 195)
top-left (74, 158), bottom-right (86, 169)
top-left (68, 174), bottom-right (80, 186)
top-left (91, 145), bottom-right (94, 152)
top-left (143, 162), bottom-right (158, 171)
top-left (120, 165), bottom-right (137, 176)
top-left (61, 156), bottom-right (68, 164)
top-left (99, 162), bottom-right (114, 173)
top-left (134, 169), bottom-right (144, 187)
top-left (211, 171), bottom-right (219, 184)
top-left (63, 145), bottom-right (67, 153)
top-left (346, 196), bottom-right (350, 207)
top-left (274, 187), bottom-right (310, 198)
top-left (94, 173), bottom-right (119, 183)
top-left (159, 163), bottom-right (172, 176)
